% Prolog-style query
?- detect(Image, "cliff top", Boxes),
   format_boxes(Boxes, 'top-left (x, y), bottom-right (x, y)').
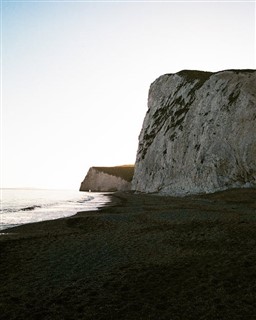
top-left (150, 69), bottom-right (255, 96)
top-left (168, 69), bottom-right (255, 81)
top-left (93, 165), bottom-right (134, 182)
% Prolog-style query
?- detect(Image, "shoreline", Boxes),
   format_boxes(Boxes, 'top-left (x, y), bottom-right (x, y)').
top-left (1, 188), bottom-right (256, 319)
top-left (0, 191), bottom-right (113, 233)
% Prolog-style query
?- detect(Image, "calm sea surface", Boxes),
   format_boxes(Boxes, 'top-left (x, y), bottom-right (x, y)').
top-left (0, 189), bottom-right (111, 231)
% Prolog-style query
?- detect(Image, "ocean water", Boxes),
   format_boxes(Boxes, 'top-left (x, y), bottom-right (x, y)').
top-left (0, 189), bottom-right (111, 231)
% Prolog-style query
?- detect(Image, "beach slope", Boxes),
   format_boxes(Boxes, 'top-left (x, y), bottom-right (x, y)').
top-left (1, 189), bottom-right (256, 319)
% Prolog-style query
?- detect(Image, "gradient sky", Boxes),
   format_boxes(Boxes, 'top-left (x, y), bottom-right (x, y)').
top-left (1, 0), bottom-right (255, 190)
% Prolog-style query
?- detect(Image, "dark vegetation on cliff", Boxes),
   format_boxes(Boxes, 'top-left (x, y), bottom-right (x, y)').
top-left (176, 70), bottom-right (213, 83)
top-left (138, 70), bottom-right (215, 161)
top-left (175, 69), bottom-right (255, 80)
top-left (93, 165), bottom-right (134, 182)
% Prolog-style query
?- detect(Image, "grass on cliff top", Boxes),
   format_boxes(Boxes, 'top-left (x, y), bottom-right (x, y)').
top-left (176, 69), bottom-right (255, 82)
top-left (93, 165), bottom-right (134, 182)
top-left (177, 70), bottom-right (213, 83)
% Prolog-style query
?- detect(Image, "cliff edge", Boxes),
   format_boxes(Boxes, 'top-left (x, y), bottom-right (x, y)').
top-left (80, 165), bottom-right (134, 192)
top-left (132, 69), bottom-right (256, 195)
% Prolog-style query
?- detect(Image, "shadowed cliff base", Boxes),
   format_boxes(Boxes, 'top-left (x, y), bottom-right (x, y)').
top-left (1, 188), bottom-right (256, 320)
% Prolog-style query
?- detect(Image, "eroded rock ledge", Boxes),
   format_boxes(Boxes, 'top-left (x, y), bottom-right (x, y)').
top-left (132, 69), bottom-right (256, 195)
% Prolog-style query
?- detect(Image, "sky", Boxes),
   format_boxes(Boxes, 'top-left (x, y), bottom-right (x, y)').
top-left (1, 0), bottom-right (255, 190)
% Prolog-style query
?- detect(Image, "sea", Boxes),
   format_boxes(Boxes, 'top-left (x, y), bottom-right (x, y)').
top-left (0, 189), bottom-right (111, 231)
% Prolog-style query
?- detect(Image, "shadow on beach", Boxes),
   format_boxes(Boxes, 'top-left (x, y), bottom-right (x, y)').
top-left (1, 188), bottom-right (256, 319)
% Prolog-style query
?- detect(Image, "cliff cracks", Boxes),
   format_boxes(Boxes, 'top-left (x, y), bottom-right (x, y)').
top-left (132, 70), bottom-right (256, 195)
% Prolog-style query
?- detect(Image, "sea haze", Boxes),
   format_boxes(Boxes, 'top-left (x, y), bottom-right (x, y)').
top-left (0, 189), bottom-right (111, 231)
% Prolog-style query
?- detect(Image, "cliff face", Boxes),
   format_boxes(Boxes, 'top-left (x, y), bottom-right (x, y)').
top-left (80, 166), bottom-right (134, 192)
top-left (132, 70), bottom-right (256, 195)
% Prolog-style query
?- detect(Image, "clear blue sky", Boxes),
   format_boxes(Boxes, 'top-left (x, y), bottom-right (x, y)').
top-left (1, 0), bottom-right (255, 189)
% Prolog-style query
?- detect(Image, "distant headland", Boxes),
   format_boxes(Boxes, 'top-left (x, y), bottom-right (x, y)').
top-left (80, 165), bottom-right (134, 192)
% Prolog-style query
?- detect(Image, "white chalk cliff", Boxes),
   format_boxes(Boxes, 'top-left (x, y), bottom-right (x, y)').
top-left (132, 70), bottom-right (256, 195)
top-left (80, 166), bottom-right (134, 192)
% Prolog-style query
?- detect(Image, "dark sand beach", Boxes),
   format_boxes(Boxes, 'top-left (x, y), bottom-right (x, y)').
top-left (1, 189), bottom-right (256, 320)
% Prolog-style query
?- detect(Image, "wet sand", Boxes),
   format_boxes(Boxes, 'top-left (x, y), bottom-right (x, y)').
top-left (1, 189), bottom-right (256, 320)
